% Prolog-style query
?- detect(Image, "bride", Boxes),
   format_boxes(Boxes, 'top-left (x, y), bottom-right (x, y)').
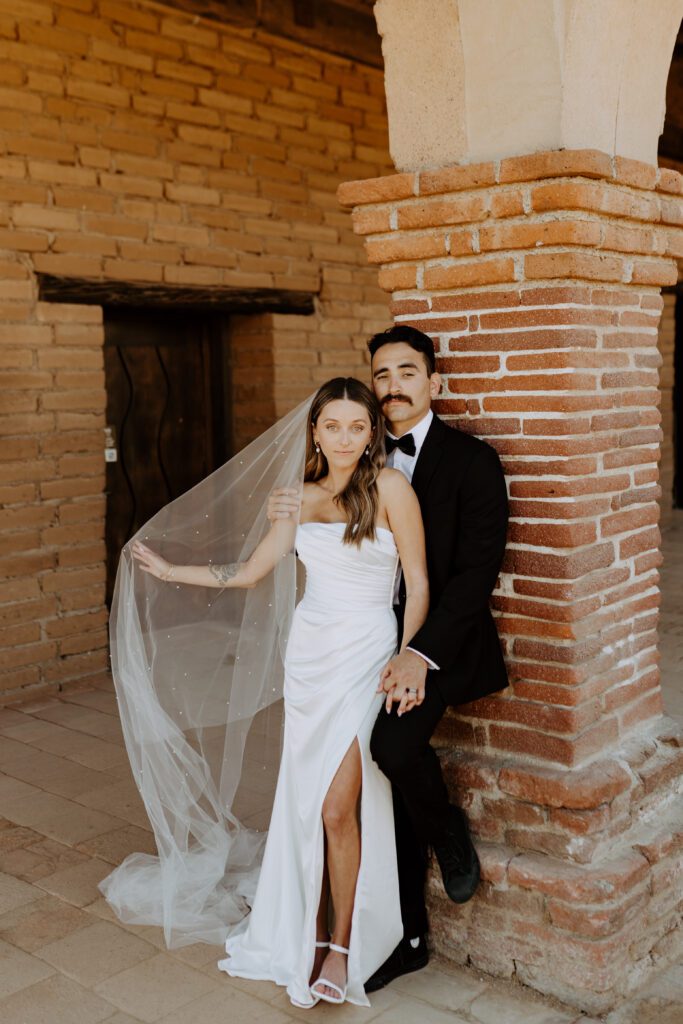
top-left (106, 377), bottom-right (428, 1008)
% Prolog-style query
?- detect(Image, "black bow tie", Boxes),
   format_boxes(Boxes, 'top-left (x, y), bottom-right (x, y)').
top-left (386, 433), bottom-right (416, 458)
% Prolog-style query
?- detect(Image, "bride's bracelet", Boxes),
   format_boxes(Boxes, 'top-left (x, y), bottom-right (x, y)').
top-left (160, 564), bottom-right (175, 582)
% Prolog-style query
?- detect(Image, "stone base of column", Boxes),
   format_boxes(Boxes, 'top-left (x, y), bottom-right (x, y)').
top-left (338, 149), bottom-right (683, 1012)
top-left (431, 715), bottom-right (683, 1013)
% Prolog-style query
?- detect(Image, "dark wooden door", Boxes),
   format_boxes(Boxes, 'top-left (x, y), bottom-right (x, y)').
top-left (104, 311), bottom-right (231, 606)
top-left (675, 292), bottom-right (683, 508)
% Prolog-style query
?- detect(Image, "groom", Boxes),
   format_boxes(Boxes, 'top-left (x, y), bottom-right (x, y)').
top-left (363, 324), bottom-right (508, 991)
top-left (268, 324), bottom-right (509, 990)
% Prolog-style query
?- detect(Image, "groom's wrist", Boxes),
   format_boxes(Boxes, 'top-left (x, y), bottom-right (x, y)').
top-left (405, 646), bottom-right (439, 671)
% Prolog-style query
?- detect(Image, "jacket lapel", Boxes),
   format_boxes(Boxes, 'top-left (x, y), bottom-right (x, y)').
top-left (410, 413), bottom-right (447, 505)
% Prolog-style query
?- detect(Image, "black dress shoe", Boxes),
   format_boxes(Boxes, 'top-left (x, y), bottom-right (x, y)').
top-left (364, 934), bottom-right (429, 993)
top-left (432, 805), bottom-right (480, 903)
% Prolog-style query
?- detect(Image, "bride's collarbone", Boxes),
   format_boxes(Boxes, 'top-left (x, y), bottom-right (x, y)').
top-left (300, 493), bottom-right (342, 527)
top-left (300, 483), bottom-right (391, 532)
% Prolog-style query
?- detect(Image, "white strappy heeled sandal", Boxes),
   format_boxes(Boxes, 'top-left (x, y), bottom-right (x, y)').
top-left (310, 942), bottom-right (349, 1005)
top-left (291, 941), bottom-right (330, 1009)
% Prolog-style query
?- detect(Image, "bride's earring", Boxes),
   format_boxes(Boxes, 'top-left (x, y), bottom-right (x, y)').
top-left (315, 442), bottom-right (321, 454)
top-left (365, 445), bottom-right (370, 456)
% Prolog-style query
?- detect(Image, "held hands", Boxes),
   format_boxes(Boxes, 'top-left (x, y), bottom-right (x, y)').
top-left (267, 487), bottom-right (302, 522)
top-left (377, 650), bottom-right (427, 717)
top-left (131, 540), bottom-right (173, 581)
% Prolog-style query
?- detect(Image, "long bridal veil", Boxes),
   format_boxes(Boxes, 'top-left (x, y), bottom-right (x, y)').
top-left (98, 396), bottom-right (312, 948)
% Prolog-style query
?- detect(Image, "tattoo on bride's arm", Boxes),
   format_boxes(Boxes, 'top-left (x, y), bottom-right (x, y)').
top-left (209, 562), bottom-right (242, 587)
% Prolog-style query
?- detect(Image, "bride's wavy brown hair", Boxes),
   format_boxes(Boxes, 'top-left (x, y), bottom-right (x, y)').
top-left (305, 377), bottom-right (386, 547)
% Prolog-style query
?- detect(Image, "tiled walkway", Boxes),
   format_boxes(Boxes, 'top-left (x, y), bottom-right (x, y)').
top-left (0, 514), bottom-right (682, 1024)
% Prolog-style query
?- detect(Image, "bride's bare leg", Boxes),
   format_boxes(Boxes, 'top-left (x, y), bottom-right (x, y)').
top-left (310, 851), bottom-right (330, 984)
top-left (312, 739), bottom-right (362, 1000)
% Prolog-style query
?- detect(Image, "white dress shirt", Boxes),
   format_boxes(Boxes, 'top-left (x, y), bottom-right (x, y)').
top-left (386, 409), bottom-right (439, 670)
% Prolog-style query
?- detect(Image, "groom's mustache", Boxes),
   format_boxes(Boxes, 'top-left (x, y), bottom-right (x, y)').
top-left (380, 394), bottom-right (413, 407)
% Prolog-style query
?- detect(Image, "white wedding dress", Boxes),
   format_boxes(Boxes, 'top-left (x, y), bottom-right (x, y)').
top-left (218, 521), bottom-right (404, 1007)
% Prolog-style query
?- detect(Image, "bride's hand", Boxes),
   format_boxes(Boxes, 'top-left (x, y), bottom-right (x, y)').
top-left (378, 653), bottom-right (425, 716)
top-left (131, 540), bottom-right (172, 581)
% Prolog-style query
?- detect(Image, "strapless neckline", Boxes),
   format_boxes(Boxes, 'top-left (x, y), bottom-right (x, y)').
top-left (298, 521), bottom-right (394, 538)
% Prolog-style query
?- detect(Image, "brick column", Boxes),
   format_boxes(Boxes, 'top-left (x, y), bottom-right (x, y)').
top-left (339, 149), bottom-right (683, 1012)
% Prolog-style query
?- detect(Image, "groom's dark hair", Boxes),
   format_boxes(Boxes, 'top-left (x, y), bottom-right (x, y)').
top-left (367, 324), bottom-right (436, 375)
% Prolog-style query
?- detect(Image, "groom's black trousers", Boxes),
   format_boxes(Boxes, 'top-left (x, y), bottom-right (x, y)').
top-left (370, 677), bottom-right (450, 939)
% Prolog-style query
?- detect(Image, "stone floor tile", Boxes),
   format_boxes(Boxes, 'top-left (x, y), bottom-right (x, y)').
top-left (85, 895), bottom-right (131, 924)
top-left (44, 763), bottom-right (124, 800)
top-left (62, 689), bottom-right (119, 715)
top-left (0, 718), bottom-right (71, 746)
top-left (36, 919), bottom-right (157, 986)
top-left (73, 780), bottom-right (150, 829)
top-left (121, 923), bottom-right (171, 949)
top-left (0, 871), bottom-right (44, 915)
top-left (0, 790), bottom-right (124, 845)
top-left (0, 773), bottom-right (43, 810)
top-left (0, 845), bottom-right (58, 883)
top-left (32, 705), bottom-right (124, 745)
top-left (0, 894), bottom-right (92, 952)
top-left (0, 738), bottom-right (44, 770)
top-left (0, 822), bottom-right (43, 853)
top-left (0, 838), bottom-right (89, 883)
top-left (3, 747), bottom-right (117, 800)
top-left (102, 1016), bottom-right (148, 1024)
top-left (75, 824), bottom-right (157, 865)
top-left (371, 997), bottom-right (468, 1024)
top-left (12, 697), bottom-right (61, 714)
top-left (166, 939), bottom-right (222, 969)
top-left (470, 988), bottom-right (577, 1024)
top-left (0, 708), bottom-right (31, 731)
top-left (5, 721), bottom-right (126, 771)
top-left (0, 972), bottom-right (115, 1024)
top-left (105, 761), bottom-right (138, 781)
top-left (64, 736), bottom-right (129, 771)
top-left (0, 936), bottom-right (55, 999)
top-left (34, 855), bottom-right (113, 907)
top-left (84, 897), bottom-right (167, 951)
top-left (392, 960), bottom-right (489, 1011)
top-left (23, 836), bottom-right (90, 869)
top-left (196, 959), bottom-right (274, 993)
top-left (156, 984), bottom-right (293, 1023)
top-left (102, 1015), bottom-right (148, 1024)
top-left (93, 952), bottom-right (220, 1023)
top-left (93, 950), bottom-right (220, 1024)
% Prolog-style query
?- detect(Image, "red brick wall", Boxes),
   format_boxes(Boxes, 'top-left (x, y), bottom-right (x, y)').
top-left (658, 290), bottom-right (676, 527)
top-left (0, 0), bottom-right (392, 704)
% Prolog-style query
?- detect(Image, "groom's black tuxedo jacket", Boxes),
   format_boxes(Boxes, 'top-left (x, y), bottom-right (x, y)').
top-left (397, 413), bottom-right (509, 706)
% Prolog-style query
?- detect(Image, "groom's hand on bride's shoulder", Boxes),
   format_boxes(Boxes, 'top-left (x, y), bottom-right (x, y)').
top-left (266, 487), bottom-right (301, 522)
